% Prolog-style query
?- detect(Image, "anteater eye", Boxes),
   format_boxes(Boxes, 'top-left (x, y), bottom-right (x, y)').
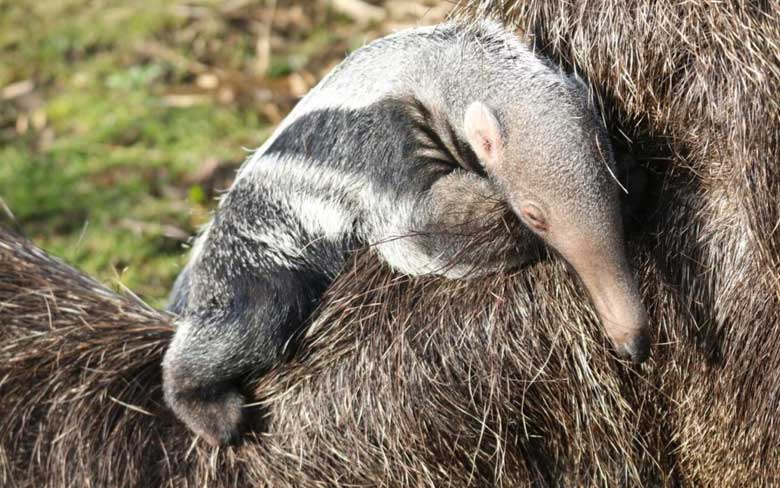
top-left (520, 204), bottom-right (549, 233)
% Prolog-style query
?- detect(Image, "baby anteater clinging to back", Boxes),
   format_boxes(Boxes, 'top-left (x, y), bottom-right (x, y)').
top-left (162, 21), bottom-right (651, 446)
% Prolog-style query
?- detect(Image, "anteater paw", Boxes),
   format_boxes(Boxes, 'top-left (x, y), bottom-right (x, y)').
top-left (166, 386), bottom-right (246, 447)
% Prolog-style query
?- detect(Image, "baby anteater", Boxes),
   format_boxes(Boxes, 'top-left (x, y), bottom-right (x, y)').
top-left (162, 21), bottom-right (650, 446)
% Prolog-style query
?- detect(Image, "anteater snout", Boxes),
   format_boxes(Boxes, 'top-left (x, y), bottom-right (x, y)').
top-left (614, 326), bottom-right (651, 364)
top-left (579, 269), bottom-right (652, 365)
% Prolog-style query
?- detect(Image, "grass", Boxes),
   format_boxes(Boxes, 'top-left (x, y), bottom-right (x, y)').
top-left (1, 4), bottom-right (262, 305)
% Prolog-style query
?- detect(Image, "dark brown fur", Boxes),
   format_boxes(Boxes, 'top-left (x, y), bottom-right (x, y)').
top-left (451, 1), bottom-right (780, 485)
top-left (2, 1), bottom-right (779, 486)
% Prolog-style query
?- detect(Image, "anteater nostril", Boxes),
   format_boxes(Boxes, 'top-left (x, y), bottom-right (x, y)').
top-left (616, 330), bottom-right (651, 364)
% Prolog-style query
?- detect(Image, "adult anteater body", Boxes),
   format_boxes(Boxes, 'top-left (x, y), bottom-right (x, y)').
top-left (2, 1), bottom-right (779, 486)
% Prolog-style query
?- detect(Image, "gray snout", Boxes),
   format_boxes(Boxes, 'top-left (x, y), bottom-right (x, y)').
top-left (582, 265), bottom-right (651, 363)
top-left (615, 326), bottom-right (651, 363)
top-left (562, 244), bottom-right (651, 364)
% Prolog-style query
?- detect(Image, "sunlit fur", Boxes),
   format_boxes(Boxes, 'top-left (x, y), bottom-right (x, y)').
top-left (1, 0), bottom-right (779, 486)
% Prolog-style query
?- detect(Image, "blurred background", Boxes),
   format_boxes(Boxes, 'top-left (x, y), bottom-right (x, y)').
top-left (0, 0), bottom-right (451, 307)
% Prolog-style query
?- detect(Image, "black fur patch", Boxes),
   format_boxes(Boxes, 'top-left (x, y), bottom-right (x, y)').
top-left (265, 98), bottom-right (484, 196)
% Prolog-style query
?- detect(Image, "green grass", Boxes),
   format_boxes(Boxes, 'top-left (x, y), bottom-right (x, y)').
top-left (0, 0), bottom-right (289, 306)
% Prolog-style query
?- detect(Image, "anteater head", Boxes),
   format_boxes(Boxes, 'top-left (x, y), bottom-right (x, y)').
top-left (462, 80), bottom-right (650, 363)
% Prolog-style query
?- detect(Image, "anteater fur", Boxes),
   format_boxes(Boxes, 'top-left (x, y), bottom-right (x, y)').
top-left (2, 0), bottom-right (779, 486)
top-left (163, 19), bottom-right (650, 447)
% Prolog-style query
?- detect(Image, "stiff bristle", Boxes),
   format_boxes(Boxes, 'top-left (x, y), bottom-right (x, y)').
top-left (2, 1), bottom-right (779, 486)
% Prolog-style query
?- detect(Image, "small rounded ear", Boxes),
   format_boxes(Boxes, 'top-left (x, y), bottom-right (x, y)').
top-left (518, 203), bottom-right (549, 233)
top-left (464, 101), bottom-right (503, 168)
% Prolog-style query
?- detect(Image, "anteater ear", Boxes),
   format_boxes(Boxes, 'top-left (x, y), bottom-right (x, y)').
top-left (464, 101), bottom-right (503, 168)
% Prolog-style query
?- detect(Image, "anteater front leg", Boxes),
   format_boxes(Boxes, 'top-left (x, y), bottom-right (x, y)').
top-left (374, 171), bottom-right (536, 278)
top-left (162, 185), bottom-right (341, 446)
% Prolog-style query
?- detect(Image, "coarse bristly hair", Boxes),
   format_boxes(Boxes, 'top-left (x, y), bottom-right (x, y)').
top-left (2, 1), bottom-right (780, 486)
